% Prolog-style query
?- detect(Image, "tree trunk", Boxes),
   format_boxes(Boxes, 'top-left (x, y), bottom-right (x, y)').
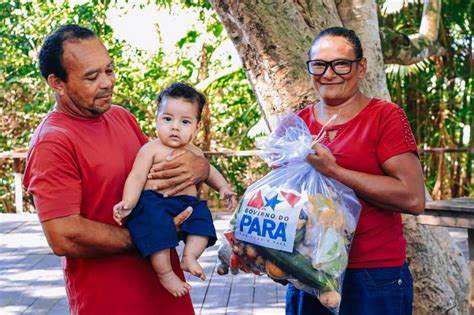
top-left (198, 43), bottom-right (212, 202)
top-left (404, 214), bottom-right (469, 314)
top-left (211, 0), bottom-right (469, 313)
top-left (403, 216), bottom-right (469, 315)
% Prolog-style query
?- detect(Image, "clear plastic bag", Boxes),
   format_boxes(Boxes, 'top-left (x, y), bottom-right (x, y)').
top-left (218, 113), bottom-right (361, 313)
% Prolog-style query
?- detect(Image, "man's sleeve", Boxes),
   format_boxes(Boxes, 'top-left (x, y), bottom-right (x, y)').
top-left (376, 105), bottom-right (419, 165)
top-left (24, 141), bottom-right (82, 222)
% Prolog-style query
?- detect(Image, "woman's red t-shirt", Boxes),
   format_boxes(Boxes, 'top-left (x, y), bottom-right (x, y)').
top-left (297, 98), bottom-right (418, 268)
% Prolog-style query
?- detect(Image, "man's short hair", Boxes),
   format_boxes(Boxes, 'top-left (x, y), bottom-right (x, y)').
top-left (39, 24), bottom-right (97, 82)
top-left (157, 82), bottom-right (207, 121)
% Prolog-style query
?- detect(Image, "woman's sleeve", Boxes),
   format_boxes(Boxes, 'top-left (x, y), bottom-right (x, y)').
top-left (376, 105), bottom-right (419, 165)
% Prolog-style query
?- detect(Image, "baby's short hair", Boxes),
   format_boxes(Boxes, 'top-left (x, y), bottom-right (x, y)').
top-left (157, 82), bottom-right (206, 121)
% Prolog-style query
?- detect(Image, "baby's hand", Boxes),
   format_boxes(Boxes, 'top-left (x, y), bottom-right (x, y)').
top-left (113, 201), bottom-right (133, 225)
top-left (219, 185), bottom-right (237, 211)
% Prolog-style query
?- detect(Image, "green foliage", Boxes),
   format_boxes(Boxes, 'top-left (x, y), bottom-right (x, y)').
top-left (204, 69), bottom-right (270, 194)
top-left (0, 0), bottom-right (263, 212)
top-left (380, 0), bottom-right (473, 198)
top-left (1, 0), bottom-right (472, 212)
top-left (0, 0), bottom-right (116, 211)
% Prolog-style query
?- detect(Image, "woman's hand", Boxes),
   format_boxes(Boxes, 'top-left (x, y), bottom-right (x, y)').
top-left (148, 149), bottom-right (210, 196)
top-left (306, 143), bottom-right (339, 177)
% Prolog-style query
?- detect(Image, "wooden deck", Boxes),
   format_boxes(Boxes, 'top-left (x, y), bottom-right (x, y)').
top-left (1, 213), bottom-right (469, 315)
top-left (0, 213), bottom-right (286, 315)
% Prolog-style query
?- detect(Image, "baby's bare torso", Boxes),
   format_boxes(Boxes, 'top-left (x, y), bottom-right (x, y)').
top-left (143, 140), bottom-right (198, 196)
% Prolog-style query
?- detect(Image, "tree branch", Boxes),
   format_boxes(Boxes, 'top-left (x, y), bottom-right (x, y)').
top-left (381, 0), bottom-right (445, 65)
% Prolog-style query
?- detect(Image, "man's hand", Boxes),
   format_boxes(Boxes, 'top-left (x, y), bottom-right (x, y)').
top-left (306, 143), bottom-right (339, 177)
top-left (173, 206), bottom-right (193, 231)
top-left (148, 149), bottom-right (210, 196)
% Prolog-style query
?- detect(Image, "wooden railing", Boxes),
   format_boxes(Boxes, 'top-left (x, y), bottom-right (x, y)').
top-left (0, 150), bottom-right (262, 213)
top-left (1, 147), bottom-right (472, 213)
top-left (0, 151), bottom-right (27, 213)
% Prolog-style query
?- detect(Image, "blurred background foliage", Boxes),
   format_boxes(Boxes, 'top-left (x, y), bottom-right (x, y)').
top-left (0, 0), bottom-right (472, 212)
top-left (379, 0), bottom-right (473, 200)
top-left (0, 0), bottom-right (267, 212)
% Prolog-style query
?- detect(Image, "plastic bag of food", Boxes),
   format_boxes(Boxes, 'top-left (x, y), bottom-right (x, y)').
top-left (218, 113), bottom-right (361, 314)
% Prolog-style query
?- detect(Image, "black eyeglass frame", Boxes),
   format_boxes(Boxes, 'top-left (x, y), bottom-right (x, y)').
top-left (306, 58), bottom-right (362, 76)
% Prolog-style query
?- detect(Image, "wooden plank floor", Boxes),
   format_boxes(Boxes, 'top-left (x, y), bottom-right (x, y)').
top-left (1, 213), bottom-right (469, 315)
top-left (0, 213), bottom-right (287, 315)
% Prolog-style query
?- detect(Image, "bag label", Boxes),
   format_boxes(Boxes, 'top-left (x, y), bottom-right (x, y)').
top-left (235, 185), bottom-right (304, 252)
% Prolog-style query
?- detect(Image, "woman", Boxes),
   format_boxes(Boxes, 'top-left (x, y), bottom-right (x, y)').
top-left (286, 27), bottom-right (426, 315)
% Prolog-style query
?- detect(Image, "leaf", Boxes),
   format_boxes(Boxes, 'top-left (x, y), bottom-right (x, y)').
top-left (177, 30), bottom-right (200, 48)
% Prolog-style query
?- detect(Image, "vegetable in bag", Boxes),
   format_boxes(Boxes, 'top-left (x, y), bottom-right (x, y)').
top-left (218, 113), bottom-right (361, 314)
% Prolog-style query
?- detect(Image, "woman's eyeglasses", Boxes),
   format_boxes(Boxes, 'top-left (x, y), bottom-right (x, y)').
top-left (306, 58), bottom-right (362, 76)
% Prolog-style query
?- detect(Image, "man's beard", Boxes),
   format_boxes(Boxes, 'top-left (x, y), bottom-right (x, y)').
top-left (79, 103), bottom-right (110, 116)
top-left (70, 92), bottom-right (112, 117)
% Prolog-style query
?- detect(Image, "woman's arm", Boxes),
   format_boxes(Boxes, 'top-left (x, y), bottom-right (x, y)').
top-left (307, 145), bottom-right (425, 215)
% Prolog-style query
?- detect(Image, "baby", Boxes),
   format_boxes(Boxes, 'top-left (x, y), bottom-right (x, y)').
top-left (113, 82), bottom-right (236, 297)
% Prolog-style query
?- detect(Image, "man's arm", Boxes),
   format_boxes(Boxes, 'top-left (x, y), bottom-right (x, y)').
top-left (307, 145), bottom-right (425, 215)
top-left (41, 214), bottom-right (133, 258)
top-left (41, 209), bottom-right (193, 258)
top-left (148, 148), bottom-right (210, 196)
top-left (24, 142), bottom-right (126, 258)
top-left (25, 138), bottom-right (192, 259)
top-left (181, 144), bottom-right (229, 191)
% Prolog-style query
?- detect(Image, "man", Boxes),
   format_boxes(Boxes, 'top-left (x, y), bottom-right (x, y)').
top-left (23, 24), bottom-right (209, 314)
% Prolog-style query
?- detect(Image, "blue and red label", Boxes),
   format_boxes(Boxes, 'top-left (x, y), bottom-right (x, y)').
top-left (235, 185), bottom-right (304, 252)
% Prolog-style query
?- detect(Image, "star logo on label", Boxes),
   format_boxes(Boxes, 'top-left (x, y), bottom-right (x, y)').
top-left (247, 190), bottom-right (264, 209)
top-left (264, 194), bottom-right (282, 211)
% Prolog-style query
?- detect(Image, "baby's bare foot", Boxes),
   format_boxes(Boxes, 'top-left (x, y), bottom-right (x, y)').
top-left (181, 255), bottom-right (206, 280)
top-left (158, 271), bottom-right (191, 297)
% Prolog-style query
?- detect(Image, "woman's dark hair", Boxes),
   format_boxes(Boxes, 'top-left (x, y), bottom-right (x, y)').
top-left (39, 24), bottom-right (97, 81)
top-left (308, 26), bottom-right (363, 59)
top-left (157, 82), bottom-right (206, 121)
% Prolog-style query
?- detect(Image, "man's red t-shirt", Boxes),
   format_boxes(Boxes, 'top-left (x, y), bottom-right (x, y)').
top-left (297, 98), bottom-right (418, 268)
top-left (23, 106), bottom-right (194, 314)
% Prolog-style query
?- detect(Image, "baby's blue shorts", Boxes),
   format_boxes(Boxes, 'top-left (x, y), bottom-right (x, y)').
top-left (127, 190), bottom-right (217, 257)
